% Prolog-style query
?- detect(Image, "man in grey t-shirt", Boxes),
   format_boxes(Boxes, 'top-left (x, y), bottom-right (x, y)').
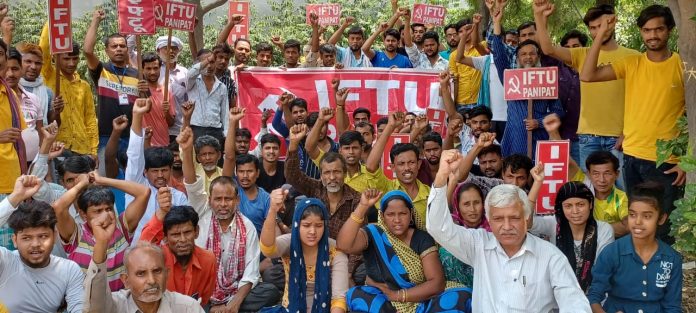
top-left (0, 175), bottom-right (84, 312)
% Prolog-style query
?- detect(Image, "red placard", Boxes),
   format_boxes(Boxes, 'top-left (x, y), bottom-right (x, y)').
top-left (503, 67), bottom-right (559, 101)
top-left (48, 0), bottom-right (72, 54)
top-left (426, 108), bottom-right (446, 135)
top-left (383, 134), bottom-right (411, 179)
top-left (118, 0), bottom-right (156, 35)
top-left (227, 1), bottom-right (250, 45)
top-left (411, 4), bottom-right (447, 26)
top-left (305, 4), bottom-right (341, 26)
top-left (154, 0), bottom-right (196, 31)
top-left (236, 68), bottom-right (442, 150)
top-left (535, 140), bottom-right (570, 215)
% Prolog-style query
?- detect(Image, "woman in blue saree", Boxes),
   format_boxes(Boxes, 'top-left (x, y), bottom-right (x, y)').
top-left (337, 189), bottom-right (472, 313)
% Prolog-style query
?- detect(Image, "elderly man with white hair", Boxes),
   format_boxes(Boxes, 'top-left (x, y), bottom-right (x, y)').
top-left (426, 149), bottom-right (591, 313)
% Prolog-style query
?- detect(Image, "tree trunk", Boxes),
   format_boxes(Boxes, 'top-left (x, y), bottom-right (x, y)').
top-left (669, 0), bottom-right (696, 182)
top-left (183, 0), bottom-right (228, 52)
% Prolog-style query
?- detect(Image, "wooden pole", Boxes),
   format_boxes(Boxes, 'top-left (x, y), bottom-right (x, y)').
top-left (54, 55), bottom-right (61, 98)
top-left (163, 28), bottom-right (172, 101)
top-left (136, 35), bottom-right (147, 98)
top-left (527, 99), bottom-right (533, 158)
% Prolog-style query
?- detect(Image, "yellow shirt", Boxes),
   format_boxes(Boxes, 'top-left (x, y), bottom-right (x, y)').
top-left (593, 187), bottom-right (628, 225)
top-left (0, 86), bottom-right (26, 193)
top-left (449, 42), bottom-right (486, 105)
top-left (367, 168), bottom-right (431, 231)
top-left (195, 163), bottom-right (222, 194)
top-left (611, 53), bottom-right (684, 162)
top-left (0, 302), bottom-right (8, 313)
top-left (311, 149), bottom-right (373, 193)
top-left (569, 46), bottom-right (640, 137)
top-left (40, 23), bottom-right (99, 155)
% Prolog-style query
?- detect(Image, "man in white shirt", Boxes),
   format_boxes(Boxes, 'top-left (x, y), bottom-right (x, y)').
top-left (426, 150), bottom-right (591, 313)
top-left (126, 99), bottom-right (188, 242)
top-left (177, 126), bottom-right (281, 312)
top-left (0, 175), bottom-right (84, 313)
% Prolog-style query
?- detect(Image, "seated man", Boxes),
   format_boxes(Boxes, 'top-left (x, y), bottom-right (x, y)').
top-left (126, 98), bottom-right (188, 241)
top-left (83, 230), bottom-right (203, 313)
top-left (0, 175), bottom-right (84, 312)
top-left (140, 202), bottom-right (216, 307)
top-left (53, 170), bottom-right (150, 292)
top-left (427, 150), bottom-right (591, 312)
top-left (178, 126), bottom-right (281, 312)
top-left (193, 135), bottom-right (222, 193)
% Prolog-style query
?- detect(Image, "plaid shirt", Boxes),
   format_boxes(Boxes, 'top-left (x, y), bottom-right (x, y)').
top-left (217, 69), bottom-right (237, 103)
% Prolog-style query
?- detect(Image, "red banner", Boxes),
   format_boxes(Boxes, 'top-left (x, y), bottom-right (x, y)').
top-left (227, 1), bottom-right (250, 45)
top-left (411, 4), bottom-right (447, 26)
top-left (383, 135), bottom-right (411, 178)
top-left (306, 4), bottom-right (341, 26)
top-left (426, 108), bottom-right (446, 135)
top-left (118, 0), bottom-right (156, 35)
top-left (236, 68), bottom-right (443, 149)
top-left (535, 140), bottom-right (570, 215)
top-left (48, 0), bottom-right (72, 54)
top-left (154, 0), bottom-right (196, 31)
top-left (503, 67), bottom-right (559, 101)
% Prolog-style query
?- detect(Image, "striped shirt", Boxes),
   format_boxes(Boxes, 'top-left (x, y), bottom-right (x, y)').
top-left (426, 186), bottom-right (591, 312)
top-left (63, 213), bottom-right (132, 291)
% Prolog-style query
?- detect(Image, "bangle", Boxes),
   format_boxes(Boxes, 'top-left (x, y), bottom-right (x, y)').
top-left (349, 213), bottom-right (364, 224)
top-left (402, 288), bottom-right (407, 302)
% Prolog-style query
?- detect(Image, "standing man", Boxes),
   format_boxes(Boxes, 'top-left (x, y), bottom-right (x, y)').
top-left (17, 44), bottom-right (54, 125)
top-left (440, 23), bottom-right (461, 60)
top-left (580, 5), bottom-right (685, 242)
top-left (403, 12), bottom-right (449, 71)
top-left (38, 23), bottom-right (97, 157)
top-left (138, 52), bottom-right (175, 147)
top-left (84, 9), bottom-right (139, 157)
top-left (362, 10), bottom-right (413, 69)
top-left (185, 54), bottom-right (229, 146)
top-left (534, 1), bottom-right (639, 184)
top-left (450, 16), bottom-right (488, 111)
top-left (254, 43), bottom-right (274, 67)
top-left (328, 17), bottom-right (372, 68)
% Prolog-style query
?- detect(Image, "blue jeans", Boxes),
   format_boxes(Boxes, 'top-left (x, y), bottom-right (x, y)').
top-left (578, 134), bottom-right (625, 191)
top-left (623, 154), bottom-right (683, 243)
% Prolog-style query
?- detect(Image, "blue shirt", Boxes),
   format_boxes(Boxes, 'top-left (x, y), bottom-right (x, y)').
top-left (488, 33), bottom-right (564, 158)
top-left (236, 182), bottom-right (271, 235)
top-left (440, 49), bottom-right (454, 60)
top-left (370, 51), bottom-right (413, 68)
top-left (587, 236), bottom-right (682, 313)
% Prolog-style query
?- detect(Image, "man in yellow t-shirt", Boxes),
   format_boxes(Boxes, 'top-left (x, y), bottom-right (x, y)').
top-left (581, 5), bottom-right (684, 242)
top-left (449, 18), bottom-right (487, 109)
top-left (585, 151), bottom-right (629, 238)
top-left (534, 2), bottom-right (640, 191)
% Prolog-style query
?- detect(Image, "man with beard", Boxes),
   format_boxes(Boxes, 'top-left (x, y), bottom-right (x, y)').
top-left (439, 23), bottom-right (461, 60)
top-left (84, 224), bottom-right (203, 313)
top-left (17, 43), bottom-right (54, 125)
top-left (185, 53), bottom-right (229, 146)
top-left (254, 43), bottom-right (274, 67)
top-left (222, 109), bottom-right (271, 234)
top-left (180, 125), bottom-right (281, 312)
top-left (152, 36), bottom-right (189, 143)
top-left (362, 10), bottom-right (413, 68)
top-left (580, 5), bottom-right (684, 243)
top-left (416, 132), bottom-right (443, 186)
top-left (484, 4), bottom-right (564, 157)
top-left (0, 175), bottom-right (84, 312)
top-left (486, 0), bottom-right (579, 160)
top-left (535, 1), bottom-right (639, 183)
top-left (138, 53), bottom-right (175, 147)
top-left (302, 13), bottom-right (341, 68)
top-left (192, 135), bottom-right (222, 194)
top-left (287, 124), bottom-right (361, 237)
top-left (302, 109), bottom-right (341, 179)
top-left (234, 128), bottom-right (251, 155)
top-left (4, 48), bottom-right (43, 163)
top-left (140, 202), bottom-right (217, 306)
top-left (84, 10), bottom-right (139, 154)
top-left (410, 22), bottom-right (427, 51)
top-left (449, 15), bottom-right (487, 110)
top-left (365, 112), bottom-right (432, 231)
top-left (126, 99), bottom-right (188, 242)
top-left (256, 134), bottom-right (285, 192)
top-left (404, 12), bottom-right (449, 71)
top-left (328, 17), bottom-right (373, 67)
top-left (38, 22), bottom-right (97, 157)
top-left (477, 144), bottom-right (504, 179)
top-left (167, 142), bottom-right (186, 194)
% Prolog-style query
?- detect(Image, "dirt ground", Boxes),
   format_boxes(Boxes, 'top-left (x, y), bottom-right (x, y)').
top-left (683, 261), bottom-right (696, 312)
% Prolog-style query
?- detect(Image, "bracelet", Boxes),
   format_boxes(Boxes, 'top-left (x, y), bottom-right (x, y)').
top-left (349, 213), bottom-right (364, 224)
top-left (403, 288), bottom-right (408, 302)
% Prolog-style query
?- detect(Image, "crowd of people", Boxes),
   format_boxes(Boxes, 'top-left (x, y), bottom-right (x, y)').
top-left (0, 0), bottom-right (686, 312)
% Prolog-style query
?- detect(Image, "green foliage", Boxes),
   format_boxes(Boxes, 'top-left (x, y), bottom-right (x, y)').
top-left (656, 116), bottom-right (696, 257)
